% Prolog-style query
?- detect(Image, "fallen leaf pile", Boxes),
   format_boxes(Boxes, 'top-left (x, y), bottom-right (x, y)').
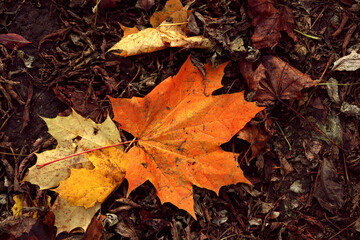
top-left (108, 0), bottom-right (214, 57)
top-left (25, 56), bottom-right (263, 231)
top-left (21, 0), bottom-right (320, 232)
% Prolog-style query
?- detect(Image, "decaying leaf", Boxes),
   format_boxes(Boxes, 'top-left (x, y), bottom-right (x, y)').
top-left (314, 158), bottom-right (345, 214)
top-left (332, 51), bottom-right (360, 71)
top-left (83, 214), bottom-right (106, 240)
top-left (237, 117), bottom-right (274, 161)
top-left (25, 111), bottom-right (123, 191)
top-left (138, 0), bottom-right (155, 11)
top-left (51, 197), bottom-right (101, 234)
top-left (0, 216), bottom-right (38, 239)
top-left (2, 200), bottom-right (55, 239)
top-left (0, 33), bottom-right (31, 49)
top-left (247, 0), bottom-right (296, 49)
top-left (110, 57), bottom-right (264, 218)
top-left (108, 0), bottom-right (214, 57)
top-left (239, 55), bottom-right (318, 105)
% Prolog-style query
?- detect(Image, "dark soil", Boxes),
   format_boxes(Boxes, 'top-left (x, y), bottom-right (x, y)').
top-left (1, 0), bottom-right (360, 239)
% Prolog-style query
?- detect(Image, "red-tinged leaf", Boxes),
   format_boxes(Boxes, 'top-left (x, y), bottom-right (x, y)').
top-left (247, 0), bottom-right (296, 49)
top-left (0, 33), bottom-right (31, 49)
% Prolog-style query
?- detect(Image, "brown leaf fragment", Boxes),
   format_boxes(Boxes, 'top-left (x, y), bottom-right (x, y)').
top-left (239, 56), bottom-right (318, 105)
top-left (0, 215), bottom-right (55, 239)
top-left (331, 12), bottom-right (349, 38)
top-left (38, 27), bottom-right (71, 52)
top-left (114, 215), bottom-right (139, 239)
top-left (299, 214), bottom-right (325, 233)
top-left (314, 158), bottom-right (345, 214)
top-left (138, 0), bottom-right (155, 11)
top-left (237, 117), bottom-right (274, 161)
top-left (247, 0), bottom-right (296, 49)
top-left (21, 81), bottom-right (33, 132)
top-left (83, 215), bottom-right (106, 240)
top-left (54, 85), bottom-right (103, 121)
top-left (0, 215), bottom-right (37, 238)
top-left (277, 151), bottom-right (294, 176)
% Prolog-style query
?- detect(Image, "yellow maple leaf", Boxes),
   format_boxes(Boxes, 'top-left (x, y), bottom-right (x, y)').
top-left (56, 147), bottom-right (126, 208)
top-left (108, 0), bottom-right (215, 57)
top-left (24, 110), bottom-right (125, 232)
top-left (25, 111), bottom-right (124, 190)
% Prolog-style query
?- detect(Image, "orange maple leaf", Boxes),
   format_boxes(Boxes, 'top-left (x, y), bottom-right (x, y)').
top-left (110, 57), bottom-right (264, 218)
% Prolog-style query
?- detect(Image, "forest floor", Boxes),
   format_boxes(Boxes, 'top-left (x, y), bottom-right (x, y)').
top-left (1, 0), bottom-right (360, 239)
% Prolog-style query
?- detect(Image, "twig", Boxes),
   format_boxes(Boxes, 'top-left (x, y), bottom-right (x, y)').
top-left (311, 7), bottom-right (327, 29)
top-left (332, 12), bottom-right (349, 38)
top-left (319, 53), bottom-right (335, 82)
top-left (329, 216), bottom-right (360, 239)
top-left (342, 151), bottom-right (349, 183)
top-left (342, 23), bottom-right (357, 56)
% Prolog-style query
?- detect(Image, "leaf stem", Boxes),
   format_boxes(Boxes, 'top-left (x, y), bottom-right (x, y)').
top-left (274, 120), bottom-right (292, 150)
top-left (36, 140), bottom-right (138, 169)
top-left (293, 29), bottom-right (321, 40)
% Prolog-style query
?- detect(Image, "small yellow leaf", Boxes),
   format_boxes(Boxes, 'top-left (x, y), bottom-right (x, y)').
top-left (56, 147), bottom-right (126, 208)
top-left (108, 28), bottom-right (166, 57)
top-left (12, 194), bottom-right (24, 216)
top-left (25, 111), bottom-right (123, 190)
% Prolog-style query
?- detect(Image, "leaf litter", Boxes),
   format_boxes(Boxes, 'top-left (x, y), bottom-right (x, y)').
top-left (1, 0), bottom-right (360, 239)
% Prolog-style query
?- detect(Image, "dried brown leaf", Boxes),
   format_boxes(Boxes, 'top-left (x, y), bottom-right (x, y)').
top-left (247, 0), bottom-right (296, 49)
top-left (239, 56), bottom-right (318, 105)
